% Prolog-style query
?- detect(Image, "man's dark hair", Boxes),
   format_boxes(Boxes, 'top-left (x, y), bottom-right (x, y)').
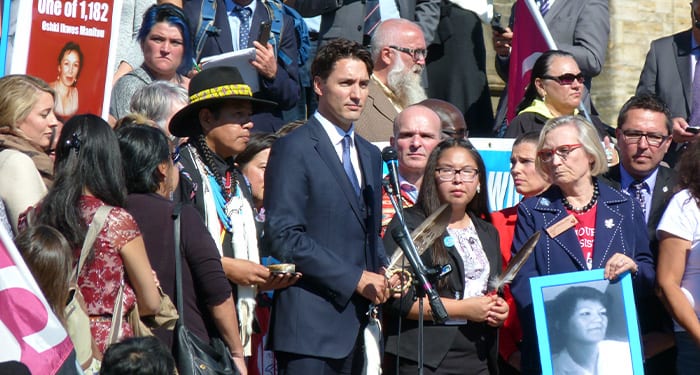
top-left (617, 93), bottom-right (673, 135)
top-left (100, 336), bottom-right (175, 375)
top-left (311, 38), bottom-right (373, 81)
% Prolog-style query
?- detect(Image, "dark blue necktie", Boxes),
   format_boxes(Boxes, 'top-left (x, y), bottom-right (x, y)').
top-left (234, 6), bottom-right (252, 49)
top-left (342, 135), bottom-right (360, 196)
top-left (363, 0), bottom-right (381, 37)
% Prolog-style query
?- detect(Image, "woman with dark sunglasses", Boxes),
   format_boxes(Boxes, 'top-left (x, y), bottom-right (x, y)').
top-left (504, 50), bottom-right (609, 139)
top-left (509, 115), bottom-right (655, 374)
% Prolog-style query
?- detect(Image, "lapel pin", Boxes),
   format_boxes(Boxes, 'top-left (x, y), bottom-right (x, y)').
top-left (541, 197), bottom-right (550, 206)
top-left (443, 236), bottom-right (455, 247)
top-left (605, 219), bottom-right (614, 229)
top-left (662, 186), bottom-right (668, 193)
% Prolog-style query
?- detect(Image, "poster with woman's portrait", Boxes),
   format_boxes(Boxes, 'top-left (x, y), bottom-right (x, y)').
top-left (9, 0), bottom-right (123, 119)
top-left (0, 0), bottom-right (8, 74)
top-left (530, 269), bottom-right (644, 375)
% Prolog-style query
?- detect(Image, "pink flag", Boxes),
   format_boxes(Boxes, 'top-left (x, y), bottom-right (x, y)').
top-left (0, 225), bottom-right (76, 374)
top-left (506, 0), bottom-right (551, 122)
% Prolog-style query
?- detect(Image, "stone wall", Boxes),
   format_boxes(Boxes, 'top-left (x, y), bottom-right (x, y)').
top-left (485, 0), bottom-right (692, 127)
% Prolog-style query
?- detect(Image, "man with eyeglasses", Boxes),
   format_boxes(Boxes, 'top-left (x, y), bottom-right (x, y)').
top-left (601, 94), bottom-right (678, 375)
top-left (637, 0), bottom-right (700, 167)
top-left (354, 19), bottom-right (428, 142)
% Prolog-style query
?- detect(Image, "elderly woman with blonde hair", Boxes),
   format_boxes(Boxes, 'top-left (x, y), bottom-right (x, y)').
top-left (509, 115), bottom-right (655, 374)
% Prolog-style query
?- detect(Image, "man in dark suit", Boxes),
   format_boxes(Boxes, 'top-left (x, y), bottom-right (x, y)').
top-left (264, 39), bottom-right (392, 374)
top-left (602, 94), bottom-right (678, 375)
top-left (290, 0), bottom-right (440, 47)
top-left (637, 0), bottom-right (700, 165)
top-left (183, 0), bottom-right (300, 132)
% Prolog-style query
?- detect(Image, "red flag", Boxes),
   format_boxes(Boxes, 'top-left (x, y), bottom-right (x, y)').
top-left (0, 225), bottom-right (77, 374)
top-left (506, 0), bottom-right (550, 122)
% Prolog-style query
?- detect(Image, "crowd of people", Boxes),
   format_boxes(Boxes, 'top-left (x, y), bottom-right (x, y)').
top-left (4, 0), bottom-right (700, 374)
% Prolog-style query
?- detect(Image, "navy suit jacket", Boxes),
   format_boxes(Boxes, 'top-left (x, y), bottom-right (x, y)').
top-left (601, 165), bottom-right (678, 255)
top-left (183, 0), bottom-right (300, 132)
top-left (510, 182), bottom-right (655, 374)
top-left (263, 117), bottom-right (387, 358)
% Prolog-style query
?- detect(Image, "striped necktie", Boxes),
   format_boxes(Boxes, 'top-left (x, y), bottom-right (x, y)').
top-left (363, 0), bottom-right (381, 39)
top-left (539, 0), bottom-right (550, 16)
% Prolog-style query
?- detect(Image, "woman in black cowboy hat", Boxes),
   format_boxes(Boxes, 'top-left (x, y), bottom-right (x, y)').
top-left (169, 66), bottom-right (299, 360)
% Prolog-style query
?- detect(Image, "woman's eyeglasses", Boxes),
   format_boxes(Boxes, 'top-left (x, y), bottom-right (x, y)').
top-left (537, 144), bottom-right (583, 162)
top-left (620, 130), bottom-right (669, 147)
top-left (541, 73), bottom-right (585, 85)
top-left (435, 167), bottom-right (479, 182)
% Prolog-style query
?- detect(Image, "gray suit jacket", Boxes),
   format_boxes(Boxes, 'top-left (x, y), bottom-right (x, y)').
top-left (496, 0), bottom-right (609, 81)
top-left (291, 0), bottom-right (441, 45)
top-left (637, 29), bottom-right (693, 121)
top-left (494, 0), bottom-right (609, 131)
top-left (355, 79), bottom-right (397, 143)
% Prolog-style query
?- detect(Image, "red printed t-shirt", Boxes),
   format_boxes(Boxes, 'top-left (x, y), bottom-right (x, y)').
top-left (567, 204), bottom-right (597, 270)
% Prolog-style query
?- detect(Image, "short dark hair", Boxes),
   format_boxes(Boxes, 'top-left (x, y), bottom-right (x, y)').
top-left (616, 94), bottom-right (673, 135)
top-left (311, 39), bottom-right (373, 81)
top-left (513, 131), bottom-right (540, 147)
top-left (116, 125), bottom-right (171, 194)
top-left (138, 3), bottom-right (193, 72)
top-left (235, 132), bottom-right (278, 168)
top-left (57, 41), bottom-right (84, 81)
top-left (100, 336), bottom-right (175, 375)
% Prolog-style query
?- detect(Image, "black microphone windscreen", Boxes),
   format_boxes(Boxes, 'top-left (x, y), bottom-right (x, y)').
top-left (382, 147), bottom-right (398, 162)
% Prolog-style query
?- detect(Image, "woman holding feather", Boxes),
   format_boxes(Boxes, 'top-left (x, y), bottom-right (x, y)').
top-left (509, 116), bottom-right (655, 375)
top-left (383, 138), bottom-right (508, 374)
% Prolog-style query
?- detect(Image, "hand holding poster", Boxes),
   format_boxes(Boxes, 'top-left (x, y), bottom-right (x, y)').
top-left (10, 0), bottom-right (123, 120)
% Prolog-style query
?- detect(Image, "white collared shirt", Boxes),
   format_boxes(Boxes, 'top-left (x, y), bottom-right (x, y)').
top-left (314, 112), bottom-right (363, 186)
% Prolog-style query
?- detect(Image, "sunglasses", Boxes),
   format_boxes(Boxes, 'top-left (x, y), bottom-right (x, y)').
top-left (541, 73), bottom-right (585, 85)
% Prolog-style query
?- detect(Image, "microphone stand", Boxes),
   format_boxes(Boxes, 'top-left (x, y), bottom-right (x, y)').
top-left (383, 184), bottom-right (449, 375)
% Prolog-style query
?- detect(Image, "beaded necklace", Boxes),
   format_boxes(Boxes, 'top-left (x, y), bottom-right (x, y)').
top-left (562, 179), bottom-right (600, 213)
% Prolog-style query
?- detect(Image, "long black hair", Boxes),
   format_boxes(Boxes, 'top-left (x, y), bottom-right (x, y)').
top-left (35, 114), bottom-right (127, 248)
top-left (116, 124), bottom-right (170, 194)
top-left (516, 50), bottom-right (574, 114)
top-left (415, 138), bottom-right (490, 272)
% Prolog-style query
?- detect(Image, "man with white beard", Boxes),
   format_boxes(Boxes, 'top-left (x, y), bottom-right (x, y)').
top-left (354, 19), bottom-right (427, 142)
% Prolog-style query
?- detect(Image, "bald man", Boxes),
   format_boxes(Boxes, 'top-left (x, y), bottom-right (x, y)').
top-left (420, 98), bottom-right (469, 140)
top-left (355, 19), bottom-right (428, 142)
top-left (381, 104), bottom-right (443, 236)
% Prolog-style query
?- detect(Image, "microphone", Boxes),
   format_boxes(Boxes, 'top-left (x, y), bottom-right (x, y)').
top-left (382, 146), bottom-right (401, 197)
top-left (391, 226), bottom-right (449, 324)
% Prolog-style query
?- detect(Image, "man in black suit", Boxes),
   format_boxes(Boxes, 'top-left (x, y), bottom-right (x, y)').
top-left (602, 94), bottom-right (677, 374)
top-left (183, 0), bottom-right (300, 132)
top-left (264, 39), bottom-right (393, 374)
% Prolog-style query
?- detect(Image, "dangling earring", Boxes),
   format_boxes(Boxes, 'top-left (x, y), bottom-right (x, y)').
top-left (476, 185), bottom-right (481, 194)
